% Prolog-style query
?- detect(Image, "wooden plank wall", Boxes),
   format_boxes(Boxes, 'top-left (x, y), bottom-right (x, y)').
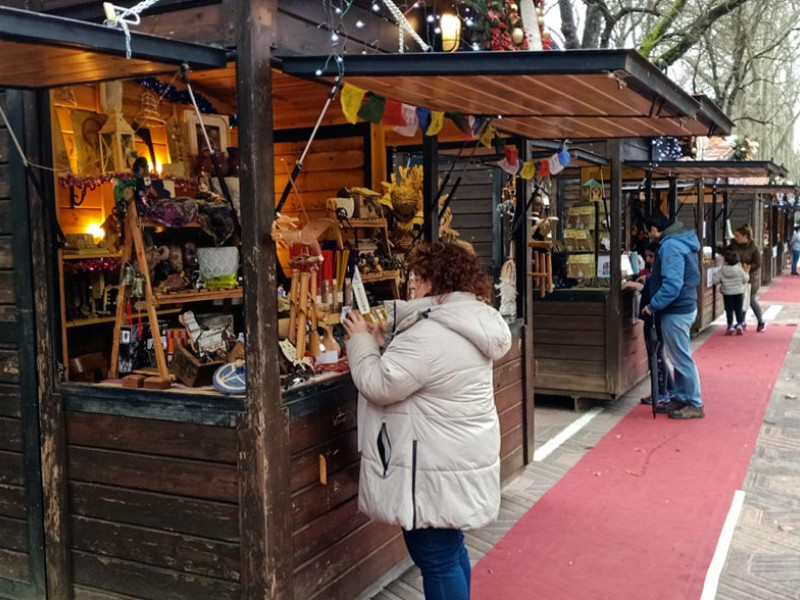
top-left (63, 411), bottom-right (242, 600)
top-left (533, 299), bottom-right (608, 396)
top-left (287, 333), bottom-right (526, 600)
top-left (618, 292), bottom-right (648, 393)
top-left (0, 90), bottom-right (33, 594)
top-left (447, 163), bottom-right (498, 270)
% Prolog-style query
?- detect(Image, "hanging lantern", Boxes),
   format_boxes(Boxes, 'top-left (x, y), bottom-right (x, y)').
top-left (440, 13), bottom-right (461, 52)
top-left (98, 81), bottom-right (138, 173)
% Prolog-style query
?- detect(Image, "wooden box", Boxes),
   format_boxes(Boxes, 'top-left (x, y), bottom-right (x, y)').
top-left (169, 346), bottom-right (223, 387)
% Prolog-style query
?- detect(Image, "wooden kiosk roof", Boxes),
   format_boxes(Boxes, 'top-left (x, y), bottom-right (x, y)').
top-left (625, 160), bottom-right (788, 180)
top-left (278, 49), bottom-right (733, 139)
top-left (0, 6), bottom-right (228, 88)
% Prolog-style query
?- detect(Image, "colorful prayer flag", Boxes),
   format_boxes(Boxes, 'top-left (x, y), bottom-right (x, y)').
top-left (426, 111), bottom-right (445, 136)
top-left (357, 93), bottom-right (386, 124)
top-left (382, 99), bottom-right (406, 126)
top-left (416, 107), bottom-right (431, 133)
top-left (520, 160), bottom-right (536, 180)
top-left (477, 120), bottom-right (496, 149)
top-left (341, 83), bottom-right (367, 124)
top-left (394, 103), bottom-right (419, 137)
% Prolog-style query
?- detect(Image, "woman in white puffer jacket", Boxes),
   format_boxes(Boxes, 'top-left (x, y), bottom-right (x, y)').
top-left (344, 242), bottom-right (512, 600)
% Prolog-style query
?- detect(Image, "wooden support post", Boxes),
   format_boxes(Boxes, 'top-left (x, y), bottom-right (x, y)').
top-left (7, 89), bottom-right (50, 600)
top-left (711, 186), bottom-right (718, 259)
top-left (668, 177), bottom-right (678, 219)
top-left (236, 0), bottom-right (294, 598)
top-left (422, 133), bottom-right (439, 243)
top-left (645, 171), bottom-right (653, 217)
top-left (723, 190), bottom-right (730, 244)
top-left (516, 140), bottom-right (535, 464)
top-left (606, 139), bottom-right (622, 395)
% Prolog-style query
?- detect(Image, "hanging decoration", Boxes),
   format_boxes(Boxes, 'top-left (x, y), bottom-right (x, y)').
top-left (732, 135), bottom-right (759, 161)
top-left (462, 0), bottom-right (550, 51)
top-left (58, 171), bottom-right (195, 190)
top-left (63, 257), bottom-right (122, 275)
top-left (651, 136), bottom-right (683, 161)
top-left (137, 78), bottom-right (238, 127)
top-left (489, 147), bottom-right (571, 180)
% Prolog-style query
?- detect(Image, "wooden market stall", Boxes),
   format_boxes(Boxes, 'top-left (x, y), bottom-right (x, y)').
top-left (625, 161), bottom-right (787, 333)
top-left (0, 5), bottom-right (738, 599)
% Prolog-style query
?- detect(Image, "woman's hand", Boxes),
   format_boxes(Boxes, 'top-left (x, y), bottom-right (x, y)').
top-left (371, 320), bottom-right (386, 347)
top-left (343, 311), bottom-right (370, 336)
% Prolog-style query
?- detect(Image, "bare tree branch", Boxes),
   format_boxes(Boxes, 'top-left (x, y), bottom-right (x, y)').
top-left (558, 0), bottom-right (581, 49)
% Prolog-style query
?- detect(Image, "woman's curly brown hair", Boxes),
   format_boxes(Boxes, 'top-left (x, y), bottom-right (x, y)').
top-left (407, 242), bottom-right (492, 301)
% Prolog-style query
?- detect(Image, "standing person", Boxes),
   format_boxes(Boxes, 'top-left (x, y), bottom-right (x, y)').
top-left (726, 225), bottom-right (766, 331)
top-left (625, 242), bottom-right (674, 405)
top-left (790, 225), bottom-right (800, 276)
top-left (643, 214), bottom-right (704, 419)
top-left (713, 251), bottom-right (750, 335)
top-left (343, 242), bottom-right (512, 600)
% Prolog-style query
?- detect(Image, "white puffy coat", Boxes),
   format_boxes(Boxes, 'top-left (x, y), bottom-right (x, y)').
top-left (346, 292), bottom-right (512, 531)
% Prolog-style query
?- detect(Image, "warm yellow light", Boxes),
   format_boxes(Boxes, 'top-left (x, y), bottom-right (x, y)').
top-left (440, 13), bottom-right (461, 52)
top-left (154, 159), bottom-right (163, 175)
top-left (86, 223), bottom-right (105, 242)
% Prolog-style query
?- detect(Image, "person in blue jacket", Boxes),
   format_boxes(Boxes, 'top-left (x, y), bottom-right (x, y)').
top-left (642, 214), bottom-right (704, 419)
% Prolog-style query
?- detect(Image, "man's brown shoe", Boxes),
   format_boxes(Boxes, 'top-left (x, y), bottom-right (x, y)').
top-left (668, 404), bottom-right (705, 419)
top-left (654, 399), bottom-right (685, 414)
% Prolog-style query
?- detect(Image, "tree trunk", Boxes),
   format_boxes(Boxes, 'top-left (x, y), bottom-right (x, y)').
top-left (558, 0), bottom-right (581, 49)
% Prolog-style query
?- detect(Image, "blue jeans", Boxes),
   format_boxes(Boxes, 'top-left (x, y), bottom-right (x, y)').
top-left (403, 528), bottom-right (470, 600)
top-left (792, 249), bottom-right (800, 274)
top-left (660, 310), bottom-right (703, 407)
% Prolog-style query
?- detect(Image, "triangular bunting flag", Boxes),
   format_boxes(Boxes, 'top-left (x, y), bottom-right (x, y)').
top-left (394, 103), bottom-right (419, 137)
top-left (341, 83), bottom-right (367, 124)
top-left (477, 120), bottom-right (496, 149)
top-left (445, 112), bottom-right (473, 139)
top-left (558, 148), bottom-right (571, 168)
top-left (358, 93), bottom-right (386, 124)
top-left (537, 160), bottom-right (551, 178)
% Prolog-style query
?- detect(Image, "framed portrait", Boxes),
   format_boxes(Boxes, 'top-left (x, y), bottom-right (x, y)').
top-left (184, 111), bottom-right (230, 156)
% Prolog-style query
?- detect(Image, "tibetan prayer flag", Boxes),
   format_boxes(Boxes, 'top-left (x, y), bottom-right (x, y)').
top-left (341, 83), bottom-right (367, 124)
top-left (427, 111), bottom-right (445, 136)
top-left (491, 147), bottom-right (520, 176)
top-left (549, 152), bottom-right (565, 175)
top-left (558, 148), bottom-right (571, 168)
top-left (493, 133), bottom-right (506, 153)
top-left (417, 107), bottom-right (431, 134)
top-left (446, 112), bottom-right (472, 138)
top-left (520, 160), bottom-right (536, 180)
top-left (477, 120), bottom-right (496, 149)
top-left (382, 99), bottom-right (406, 126)
top-left (537, 160), bottom-right (551, 178)
top-left (394, 103), bottom-right (419, 137)
top-left (472, 116), bottom-right (486, 136)
top-left (357, 93), bottom-right (386, 125)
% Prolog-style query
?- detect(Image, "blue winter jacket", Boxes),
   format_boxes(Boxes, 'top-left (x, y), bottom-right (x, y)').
top-left (649, 223), bottom-right (701, 315)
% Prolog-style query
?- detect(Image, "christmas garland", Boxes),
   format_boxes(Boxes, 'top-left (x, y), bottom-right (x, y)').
top-left (137, 78), bottom-right (238, 128)
top-left (58, 171), bottom-right (196, 190)
top-left (63, 257), bottom-right (122, 275)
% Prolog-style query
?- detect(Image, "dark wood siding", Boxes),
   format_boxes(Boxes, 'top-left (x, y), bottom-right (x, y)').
top-left (619, 292), bottom-right (648, 393)
top-left (448, 164), bottom-right (499, 271)
top-left (0, 90), bottom-right (35, 595)
top-left (64, 411), bottom-right (241, 600)
top-left (533, 299), bottom-right (608, 396)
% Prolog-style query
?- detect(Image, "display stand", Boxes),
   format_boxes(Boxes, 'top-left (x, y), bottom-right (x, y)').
top-left (108, 199), bottom-right (242, 381)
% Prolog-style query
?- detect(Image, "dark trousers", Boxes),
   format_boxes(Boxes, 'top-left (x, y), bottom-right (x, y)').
top-left (403, 528), bottom-right (471, 600)
top-left (723, 293), bottom-right (745, 327)
top-left (644, 317), bottom-right (674, 401)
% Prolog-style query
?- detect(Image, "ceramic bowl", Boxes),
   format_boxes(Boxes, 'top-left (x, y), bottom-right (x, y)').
top-left (197, 247), bottom-right (240, 280)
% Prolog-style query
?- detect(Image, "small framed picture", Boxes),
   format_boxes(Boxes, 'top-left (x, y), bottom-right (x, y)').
top-left (185, 111), bottom-right (230, 156)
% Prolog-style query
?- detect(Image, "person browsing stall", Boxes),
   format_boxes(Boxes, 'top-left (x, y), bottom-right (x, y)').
top-left (790, 225), bottom-right (800, 276)
top-left (713, 251), bottom-right (750, 335)
top-left (643, 214), bottom-right (704, 419)
top-left (343, 242), bottom-right (512, 600)
top-left (725, 225), bottom-right (766, 331)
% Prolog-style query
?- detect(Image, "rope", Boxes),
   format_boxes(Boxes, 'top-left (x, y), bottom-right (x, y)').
top-left (381, 0), bottom-right (431, 52)
top-left (103, 0), bottom-right (163, 59)
top-left (0, 102), bottom-right (57, 174)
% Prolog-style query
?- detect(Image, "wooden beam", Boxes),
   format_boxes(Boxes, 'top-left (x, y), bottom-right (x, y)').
top-left (606, 138), bottom-right (622, 395)
top-left (235, 1), bottom-right (293, 598)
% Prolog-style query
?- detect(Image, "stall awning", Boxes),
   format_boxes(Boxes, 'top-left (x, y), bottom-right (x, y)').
top-left (278, 49), bottom-right (733, 140)
top-left (714, 184), bottom-right (799, 195)
top-left (625, 160), bottom-right (788, 179)
top-left (0, 6), bottom-right (228, 88)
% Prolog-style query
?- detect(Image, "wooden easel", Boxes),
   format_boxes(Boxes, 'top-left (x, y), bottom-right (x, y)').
top-left (528, 240), bottom-right (554, 298)
top-left (109, 199), bottom-right (171, 382)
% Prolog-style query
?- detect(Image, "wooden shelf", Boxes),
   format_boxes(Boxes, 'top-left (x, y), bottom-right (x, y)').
top-left (345, 218), bottom-right (387, 229)
top-left (65, 308), bottom-right (181, 329)
top-left (62, 251), bottom-right (123, 260)
top-left (360, 270), bottom-right (400, 283)
top-left (153, 288), bottom-right (243, 305)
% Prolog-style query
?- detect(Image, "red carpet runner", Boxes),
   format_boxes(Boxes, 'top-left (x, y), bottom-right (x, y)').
top-left (760, 274), bottom-right (800, 303)
top-left (473, 324), bottom-right (795, 600)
